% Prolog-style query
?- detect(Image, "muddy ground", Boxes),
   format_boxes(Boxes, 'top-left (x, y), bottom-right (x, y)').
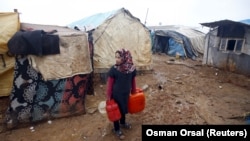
top-left (0, 53), bottom-right (250, 141)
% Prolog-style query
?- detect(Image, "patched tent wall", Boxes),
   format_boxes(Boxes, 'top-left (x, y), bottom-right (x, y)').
top-left (4, 23), bottom-right (94, 128)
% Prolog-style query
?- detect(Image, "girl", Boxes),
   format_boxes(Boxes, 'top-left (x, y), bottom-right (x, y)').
top-left (106, 48), bottom-right (137, 140)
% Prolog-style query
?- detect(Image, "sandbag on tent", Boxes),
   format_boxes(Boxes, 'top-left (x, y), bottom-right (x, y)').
top-left (68, 7), bottom-right (152, 73)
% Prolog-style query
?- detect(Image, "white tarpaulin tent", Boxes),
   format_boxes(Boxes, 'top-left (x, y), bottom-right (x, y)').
top-left (69, 7), bottom-right (153, 73)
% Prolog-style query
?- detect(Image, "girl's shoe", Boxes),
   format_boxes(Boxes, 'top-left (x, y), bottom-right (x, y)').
top-left (120, 123), bottom-right (132, 129)
top-left (112, 129), bottom-right (125, 140)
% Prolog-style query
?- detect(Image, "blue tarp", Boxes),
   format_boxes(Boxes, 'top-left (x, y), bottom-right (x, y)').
top-left (240, 19), bottom-right (250, 25)
top-left (152, 30), bottom-right (197, 60)
top-left (68, 8), bottom-right (120, 30)
top-left (167, 38), bottom-right (185, 57)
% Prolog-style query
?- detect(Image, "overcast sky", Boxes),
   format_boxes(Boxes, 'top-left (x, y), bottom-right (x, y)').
top-left (1, 0), bottom-right (249, 28)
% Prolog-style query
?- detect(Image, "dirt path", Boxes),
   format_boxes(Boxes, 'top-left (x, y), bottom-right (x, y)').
top-left (0, 54), bottom-right (250, 141)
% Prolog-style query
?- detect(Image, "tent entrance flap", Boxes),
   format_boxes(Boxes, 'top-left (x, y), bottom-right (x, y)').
top-left (168, 38), bottom-right (186, 57)
top-left (153, 35), bottom-right (186, 57)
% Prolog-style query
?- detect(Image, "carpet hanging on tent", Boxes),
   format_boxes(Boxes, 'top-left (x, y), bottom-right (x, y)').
top-left (5, 55), bottom-right (90, 128)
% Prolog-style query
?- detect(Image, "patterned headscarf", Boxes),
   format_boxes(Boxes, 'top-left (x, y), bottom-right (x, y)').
top-left (114, 48), bottom-right (135, 73)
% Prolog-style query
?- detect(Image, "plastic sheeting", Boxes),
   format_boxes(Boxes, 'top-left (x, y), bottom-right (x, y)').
top-left (168, 38), bottom-right (185, 57)
top-left (68, 9), bottom-right (118, 31)
top-left (150, 25), bottom-right (205, 59)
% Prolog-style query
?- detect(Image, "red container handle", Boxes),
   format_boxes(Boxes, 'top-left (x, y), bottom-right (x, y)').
top-left (136, 88), bottom-right (143, 93)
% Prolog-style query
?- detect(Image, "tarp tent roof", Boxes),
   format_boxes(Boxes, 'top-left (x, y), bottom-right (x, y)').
top-left (149, 25), bottom-right (205, 59)
top-left (20, 23), bottom-right (92, 81)
top-left (240, 19), bottom-right (250, 25)
top-left (200, 19), bottom-right (250, 28)
top-left (68, 8), bottom-right (122, 31)
top-left (68, 7), bottom-right (152, 73)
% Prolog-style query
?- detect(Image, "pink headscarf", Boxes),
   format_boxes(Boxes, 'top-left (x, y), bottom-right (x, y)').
top-left (114, 48), bottom-right (135, 73)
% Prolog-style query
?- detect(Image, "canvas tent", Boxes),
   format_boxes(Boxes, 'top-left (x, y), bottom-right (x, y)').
top-left (68, 7), bottom-right (152, 73)
top-left (148, 25), bottom-right (205, 60)
top-left (201, 19), bottom-right (250, 76)
top-left (0, 12), bottom-right (20, 97)
top-left (4, 23), bottom-right (94, 128)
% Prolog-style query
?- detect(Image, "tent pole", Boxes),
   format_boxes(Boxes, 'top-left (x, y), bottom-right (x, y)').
top-left (144, 8), bottom-right (149, 25)
top-left (182, 45), bottom-right (188, 58)
top-left (206, 27), bottom-right (212, 64)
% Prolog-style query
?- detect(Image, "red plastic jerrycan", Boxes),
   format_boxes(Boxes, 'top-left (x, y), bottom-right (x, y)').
top-left (128, 88), bottom-right (145, 114)
top-left (106, 99), bottom-right (121, 122)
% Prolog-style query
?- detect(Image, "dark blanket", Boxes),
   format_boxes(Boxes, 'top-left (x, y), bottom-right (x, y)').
top-left (7, 30), bottom-right (60, 56)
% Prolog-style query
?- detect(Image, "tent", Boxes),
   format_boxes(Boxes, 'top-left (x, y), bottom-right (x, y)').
top-left (4, 23), bottom-right (94, 128)
top-left (68, 7), bottom-right (153, 73)
top-left (148, 25), bottom-right (205, 60)
top-left (201, 19), bottom-right (250, 76)
top-left (0, 12), bottom-right (20, 97)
